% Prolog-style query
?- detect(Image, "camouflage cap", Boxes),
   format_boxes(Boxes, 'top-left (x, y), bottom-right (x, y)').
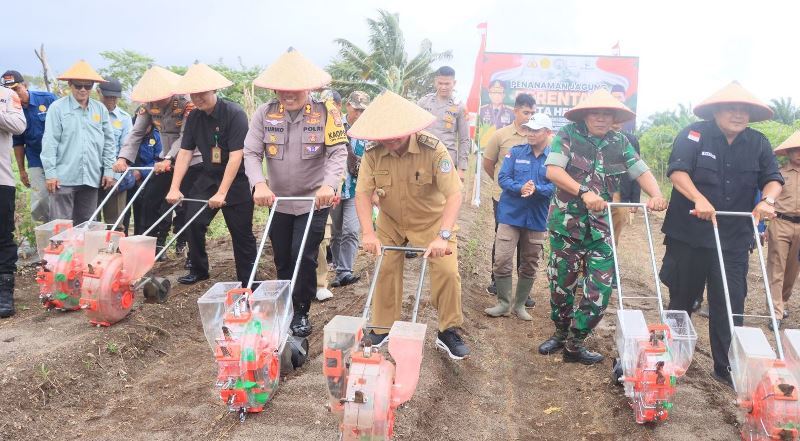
top-left (347, 91), bottom-right (371, 109)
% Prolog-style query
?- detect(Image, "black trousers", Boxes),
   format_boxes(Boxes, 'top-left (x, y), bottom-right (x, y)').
top-left (185, 196), bottom-right (257, 288)
top-left (661, 237), bottom-right (748, 375)
top-left (142, 165), bottom-right (201, 241)
top-left (0, 186), bottom-right (17, 274)
top-left (269, 208), bottom-right (329, 316)
top-left (491, 198), bottom-right (520, 281)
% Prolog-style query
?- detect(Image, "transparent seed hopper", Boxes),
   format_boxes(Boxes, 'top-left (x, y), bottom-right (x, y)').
top-left (323, 246), bottom-right (428, 441)
top-left (608, 203), bottom-right (697, 424)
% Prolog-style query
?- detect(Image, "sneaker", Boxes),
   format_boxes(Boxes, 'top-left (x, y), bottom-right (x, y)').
top-left (486, 281), bottom-right (497, 296)
top-left (331, 273), bottom-right (361, 288)
top-left (436, 328), bottom-right (470, 360)
top-left (367, 331), bottom-right (389, 348)
top-left (784, 309), bottom-right (790, 319)
top-left (691, 298), bottom-right (703, 313)
top-left (175, 240), bottom-right (187, 255)
top-left (525, 296), bottom-right (535, 308)
top-left (290, 313), bottom-right (312, 337)
top-left (698, 305), bottom-right (709, 318)
top-left (316, 288), bottom-right (333, 302)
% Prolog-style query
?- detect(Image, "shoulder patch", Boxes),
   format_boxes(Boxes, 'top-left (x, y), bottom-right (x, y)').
top-left (688, 130), bottom-right (701, 142)
top-left (439, 158), bottom-right (452, 174)
top-left (365, 141), bottom-right (380, 151)
top-left (416, 134), bottom-right (439, 149)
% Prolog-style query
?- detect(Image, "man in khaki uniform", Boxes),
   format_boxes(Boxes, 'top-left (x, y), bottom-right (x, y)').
top-left (417, 66), bottom-right (470, 181)
top-left (350, 91), bottom-right (469, 360)
top-left (767, 131), bottom-right (800, 328)
top-left (113, 66), bottom-right (199, 256)
top-left (482, 93), bottom-right (536, 296)
top-left (244, 48), bottom-right (347, 337)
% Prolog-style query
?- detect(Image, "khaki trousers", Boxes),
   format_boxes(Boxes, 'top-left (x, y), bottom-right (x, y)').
top-left (493, 223), bottom-right (545, 279)
top-left (766, 217), bottom-right (800, 317)
top-left (316, 215), bottom-right (333, 289)
top-left (371, 217), bottom-right (463, 333)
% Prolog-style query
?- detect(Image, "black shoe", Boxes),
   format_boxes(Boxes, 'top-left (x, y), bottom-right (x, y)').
top-left (184, 258), bottom-right (192, 270)
top-left (563, 344), bottom-right (604, 365)
top-left (712, 370), bottom-right (734, 390)
top-left (436, 328), bottom-right (470, 360)
top-left (0, 274), bottom-right (15, 319)
top-left (156, 246), bottom-right (167, 262)
top-left (525, 296), bottom-right (535, 308)
top-left (486, 281), bottom-right (497, 296)
top-left (290, 313), bottom-right (312, 337)
top-left (691, 298), bottom-right (703, 313)
top-left (177, 272), bottom-right (209, 285)
top-left (538, 335), bottom-right (566, 355)
top-left (175, 240), bottom-right (187, 255)
top-left (405, 251), bottom-right (419, 259)
top-left (367, 331), bottom-right (389, 348)
top-left (331, 273), bottom-right (360, 288)
top-left (769, 319), bottom-right (782, 331)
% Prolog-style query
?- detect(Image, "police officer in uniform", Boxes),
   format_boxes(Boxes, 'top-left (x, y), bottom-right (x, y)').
top-left (539, 89), bottom-right (666, 364)
top-left (660, 82), bottom-right (782, 387)
top-left (479, 80), bottom-right (515, 130)
top-left (114, 66), bottom-right (199, 256)
top-left (244, 48), bottom-right (347, 337)
top-left (350, 91), bottom-right (470, 360)
top-left (418, 66), bottom-right (470, 181)
top-left (0, 85), bottom-right (26, 317)
top-left (166, 64), bottom-right (256, 288)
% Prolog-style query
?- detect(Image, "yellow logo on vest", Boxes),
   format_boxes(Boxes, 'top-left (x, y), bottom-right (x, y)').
top-left (92, 113), bottom-right (101, 122)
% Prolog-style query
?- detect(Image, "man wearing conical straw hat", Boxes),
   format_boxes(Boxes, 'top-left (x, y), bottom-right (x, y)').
top-left (349, 90), bottom-right (470, 360)
top-left (243, 48), bottom-right (347, 338)
top-left (41, 60), bottom-right (116, 224)
top-left (165, 64), bottom-right (257, 288)
top-left (766, 131), bottom-right (800, 331)
top-left (538, 88), bottom-right (667, 365)
top-left (660, 82), bottom-right (783, 388)
top-left (114, 66), bottom-right (199, 259)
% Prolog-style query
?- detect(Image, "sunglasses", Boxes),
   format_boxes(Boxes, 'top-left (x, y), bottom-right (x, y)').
top-left (72, 83), bottom-right (94, 90)
top-left (1, 83), bottom-right (19, 89)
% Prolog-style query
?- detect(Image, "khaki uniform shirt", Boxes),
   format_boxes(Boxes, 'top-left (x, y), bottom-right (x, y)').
top-left (356, 131), bottom-right (462, 232)
top-left (118, 94), bottom-right (200, 165)
top-left (417, 93), bottom-right (470, 170)
top-left (243, 99), bottom-right (347, 215)
top-left (483, 122), bottom-right (526, 201)
top-left (0, 88), bottom-right (26, 187)
top-left (776, 163), bottom-right (800, 216)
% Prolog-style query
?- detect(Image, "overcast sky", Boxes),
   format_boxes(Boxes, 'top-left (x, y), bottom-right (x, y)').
top-left (5, 0), bottom-right (796, 121)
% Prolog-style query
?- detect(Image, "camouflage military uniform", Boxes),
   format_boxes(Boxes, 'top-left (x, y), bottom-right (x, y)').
top-left (544, 121), bottom-right (649, 341)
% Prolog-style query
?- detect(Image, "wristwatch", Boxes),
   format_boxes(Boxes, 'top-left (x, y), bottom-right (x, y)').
top-left (762, 196), bottom-right (776, 206)
top-left (439, 229), bottom-right (452, 240)
top-left (577, 185), bottom-right (590, 198)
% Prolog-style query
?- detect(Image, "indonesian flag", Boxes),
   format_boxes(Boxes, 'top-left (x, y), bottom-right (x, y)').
top-left (465, 22), bottom-right (487, 139)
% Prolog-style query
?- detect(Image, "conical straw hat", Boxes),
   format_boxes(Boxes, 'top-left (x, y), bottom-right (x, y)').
top-left (693, 81), bottom-right (773, 122)
top-left (564, 88), bottom-right (635, 123)
top-left (131, 66), bottom-right (182, 103)
top-left (175, 63), bottom-right (233, 95)
top-left (774, 130), bottom-right (800, 156)
top-left (57, 60), bottom-right (106, 82)
top-left (347, 90), bottom-right (436, 141)
top-left (253, 47), bottom-right (332, 91)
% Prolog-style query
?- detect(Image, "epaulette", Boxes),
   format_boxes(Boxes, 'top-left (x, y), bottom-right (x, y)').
top-left (416, 132), bottom-right (440, 149)
top-left (365, 141), bottom-right (380, 151)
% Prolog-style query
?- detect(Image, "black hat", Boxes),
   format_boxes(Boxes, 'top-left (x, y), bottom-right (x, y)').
top-left (98, 77), bottom-right (123, 97)
top-left (1, 70), bottom-right (24, 87)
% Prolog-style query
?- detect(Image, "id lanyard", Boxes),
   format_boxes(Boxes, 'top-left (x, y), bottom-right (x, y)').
top-left (211, 127), bottom-right (222, 164)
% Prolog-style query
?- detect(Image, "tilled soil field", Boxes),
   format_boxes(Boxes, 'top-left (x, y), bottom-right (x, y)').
top-left (2, 177), bottom-right (773, 440)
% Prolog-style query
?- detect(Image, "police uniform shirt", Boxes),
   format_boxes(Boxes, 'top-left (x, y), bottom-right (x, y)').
top-left (479, 103), bottom-right (514, 129)
top-left (355, 131), bottom-right (462, 232)
top-left (118, 94), bottom-right (199, 165)
top-left (180, 98), bottom-right (251, 206)
top-left (418, 93), bottom-right (470, 170)
top-left (662, 120), bottom-right (783, 249)
top-left (243, 99), bottom-right (347, 216)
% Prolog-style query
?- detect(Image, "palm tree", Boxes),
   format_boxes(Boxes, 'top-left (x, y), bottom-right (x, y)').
top-left (640, 103), bottom-right (698, 131)
top-left (327, 10), bottom-right (452, 100)
top-left (770, 97), bottom-right (798, 125)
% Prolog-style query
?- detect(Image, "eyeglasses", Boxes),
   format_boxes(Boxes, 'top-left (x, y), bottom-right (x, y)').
top-left (72, 83), bottom-right (94, 90)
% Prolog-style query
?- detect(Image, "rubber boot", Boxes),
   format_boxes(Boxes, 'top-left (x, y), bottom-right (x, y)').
top-left (0, 274), bottom-right (15, 319)
top-left (512, 277), bottom-right (534, 321)
top-left (484, 276), bottom-right (512, 317)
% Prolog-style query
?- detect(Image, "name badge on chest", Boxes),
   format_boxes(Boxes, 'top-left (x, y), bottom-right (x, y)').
top-left (211, 127), bottom-right (222, 164)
